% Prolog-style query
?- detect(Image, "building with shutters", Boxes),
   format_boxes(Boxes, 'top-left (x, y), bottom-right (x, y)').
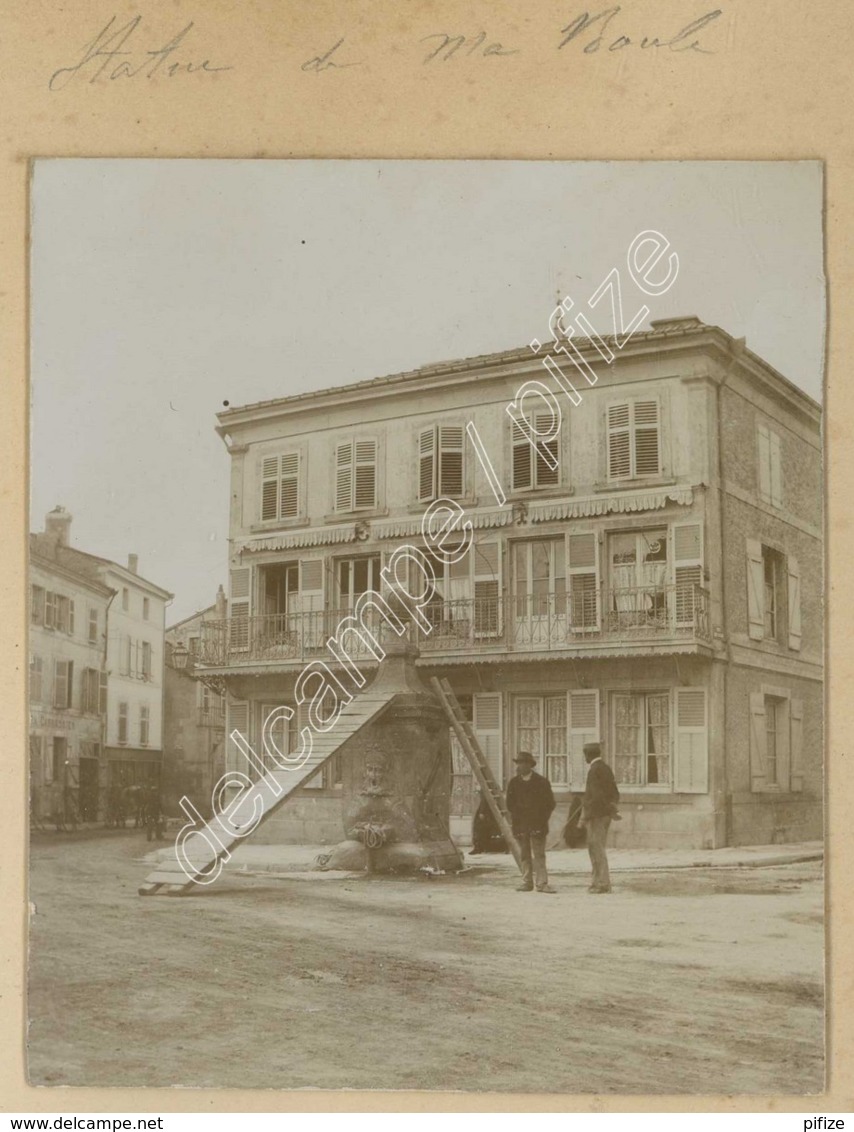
top-left (197, 315), bottom-right (823, 849)
top-left (29, 507), bottom-right (173, 820)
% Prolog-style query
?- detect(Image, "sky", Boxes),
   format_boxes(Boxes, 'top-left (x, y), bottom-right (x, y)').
top-left (30, 160), bottom-right (825, 623)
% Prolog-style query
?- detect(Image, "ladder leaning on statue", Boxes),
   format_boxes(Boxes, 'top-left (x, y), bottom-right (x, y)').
top-left (430, 676), bottom-right (523, 875)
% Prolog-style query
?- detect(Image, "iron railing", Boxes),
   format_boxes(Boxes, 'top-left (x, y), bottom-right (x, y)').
top-left (196, 584), bottom-right (710, 667)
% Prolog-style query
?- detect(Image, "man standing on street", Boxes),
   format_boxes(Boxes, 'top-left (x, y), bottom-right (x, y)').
top-left (506, 751), bottom-right (556, 894)
top-left (580, 741), bottom-right (620, 894)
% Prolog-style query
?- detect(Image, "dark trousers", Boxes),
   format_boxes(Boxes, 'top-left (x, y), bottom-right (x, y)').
top-left (517, 831), bottom-right (548, 890)
top-left (587, 815), bottom-right (612, 890)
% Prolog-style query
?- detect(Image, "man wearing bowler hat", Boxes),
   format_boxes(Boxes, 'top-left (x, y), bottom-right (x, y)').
top-left (580, 741), bottom-right (620, 893)
top-left (505, 751), bottom-right (556, 893)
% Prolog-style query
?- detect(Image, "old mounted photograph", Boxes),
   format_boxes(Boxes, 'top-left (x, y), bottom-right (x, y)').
top-left (27, 159), bottom-right (825, 1094)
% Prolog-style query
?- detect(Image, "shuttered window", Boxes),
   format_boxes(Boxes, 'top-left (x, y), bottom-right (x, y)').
top-left (230, 568), bottom-right (252, 650)
top-left (757, 422), bottom-right (783, 508)
top-left (473, 541), bottom-right (502, 637)
top-left (140, 705), bottom-right (150, 747)
top-left (335, 439), bottom-right (378, 511)
top-left (567, 531), bottom-right (600, 631)
top-left (671, 522), bottom-right (704, 627)
top-left (82, 667), bottom-right (100, 713)
top-left (607, 400), bottom-right (661, 480)
top-left (118, 702), bottom-right (129, 744)
top-left (88, 607), bottom-right (98, 643)
top-left (260, 452), bottom-right (300, 521)
top-left (29, 655), bottom-right (43, 703)
top-left (31, 586), bottom-right (45, 625)
top-left (512, 415), bottom-right (560, 490)
top-left (417, 425), bottom-right (465, 501)
top-left (473, 692), bottom-right (503, 784)
top-left (53, 659), bottom-right (73, 709)
top-left (673, 688), bottom-right (708, 793)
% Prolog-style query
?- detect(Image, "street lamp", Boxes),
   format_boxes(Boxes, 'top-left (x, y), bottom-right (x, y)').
top-left (171, 642), bottom-right (190, 671)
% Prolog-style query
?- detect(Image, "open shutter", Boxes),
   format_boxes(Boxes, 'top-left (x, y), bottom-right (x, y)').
top-left (99, 670), bottom-right (108, 715)
top-left (749, 691), bottom-right (767, 791)
top-left (261, 455), bottom-right (279, 520)
top-left (473, 692), bottom-right (503, 784)
top-left (335, 442), bottom-right (353, 511)
top-left (634, 400), bottom-right (660, 476)
top-left (299, 558), bottom-right (326, 649)
top-left (534, 413), bottom-right (559, 487)
top-left (68, 599), bottom-right (75, 636)
top-left (230, 567), bottom-right (252, 651)
top-left (787, 556), bottom-right (802, 651)
top-left (473, 540), bottom-right (502, 638)
top-left (746, 539), bottom-right (765, 640)
top-left (418, 427), bottom-right (436, 502)
top-left (567, 530), bottom-right (600, 631)
top-left (769, 430), bottom-right (783, 508)
top-left (354, 440), bottom-right (377, 510)
top-left (607, 403), bottom-right (631, 479)
top-left (757, 423), bottom-right (771, 503)
top-left (226, 701), bottom-right (250, 777)
top-left (511, 420), bottom-right (533, 490)
top-left (438, 425), bottom-right (464, 497)
top-left (673, 688), bottom-right (708, 793)
top-left (790, 698), bottom-right (804, 791)
top-left (671, 521), bottom-right (704, 628)
top-left (568, 690), bottom-right (599, 789)
top-left (280, 452), bottom-right (300, 518)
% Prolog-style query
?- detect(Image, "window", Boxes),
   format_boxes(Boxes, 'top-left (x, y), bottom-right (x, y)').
top-left (512, 415), bottom-right (559, 491)
top-left (749, 691), bottom-right (798, 792)
top-left (513, 691), bottom-right (600, 789)
top-left (30, 656), bottom-right (43, 703)
top-left (53, 660), bottom-right (73, 709)
top-left (82, 667), bottom-right (101, 714)
top-left (118, 702), bottom-right (128, 744)
top-left (143, 597), bottom-right (150, 621)
top-left (122, 587), bottom-right (129, 611)
top-left (88, 607), bottom-right (98, 644)
top-left (261, 451), bottom-right (301, 521)
top-left (763, 547), bottom-right (779, 640)
top-left (44, 591), bottom-right (57, 629)
top-left (613, 691), bottom-right (671, 787)
top-left (52, 737), bottom-right (67, 783)
top-left (99, 670), bottom-right (108, 715)
top-left (140, 705), bottom-right (150, 747)
top-left (567, 531), bottom-right (600, 631)
top-left (188, 636), bottom-right (200, 658)
top-left (335, 439), bottom-right (377, 512)
top-left (757, 422), bottom-right (783, 508)
top-left (337, 556), bottom-right (381, 611)
top-left (747, 540), bottom-right (799, 647)
top-left (607, 400), bottom-right (661, 480)
top-left (609, 529), bottom-right (668, 628)
top-left (31, 586), bottom-right (45, 625)
top-left (53, 595), bottom-right (73, 634)
top-left (141, 641), bottom-right (152, 680)
top-left (513, 539), bottom-right (566, 646)
top-left (418, 425), bottom-right (464, 501)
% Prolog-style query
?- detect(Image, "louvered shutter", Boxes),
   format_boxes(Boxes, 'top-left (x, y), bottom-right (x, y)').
top-left (787, 556), bottom-right (801, 650)
top-left (567, 531), bottom-right (600, 631)
top-left (99, 670), bottom-right (108, 715)
top-left (68, 600), bottom-right (75, 636)
top-left (769, 430), bottom-right (783, 508)
top-left (757, 423), bottom-right (771, 503)
top-left (227, 701), bottom-right (250, 776)
top-left (280, 452), bottom-right (300, 518)
top-left (473, 540), bottom-right (501, 637)
top-left (535, 413), bottom-right (559, 487)
top-left (790, 699), bottom-right (804, 792)
top-left (230, 567), bottom-right (252, 651)
top-left (335, 442), bottom-right (353, 511)
top-left (261, 455), bottom-right (279, 520)
top-left (746, 539), bottom-right (765, 640)
top-left (299, 559), bottom-right (325, 649)
top-left (418, 427), bottom-right (436, 502)
top-left (673, 688), bottom-right (708, 793)
top-left (671, 521), bottom-right (704, 628)
top-left (512, 420), bottom-right (533, 490)
top-left (53, 660), bottom-right (65, 709)
top-left (569, 690), bottom-right (599, 788)
top-left (749, 692), bottom-right (767, 791)
top-left (634, 400), bottom-right (660, 476)
top-left (438, 425), bottom-right (464, 497)
top-left (354, 440), bottom-right (377, 510)
top-left (473, 692), bottom-right (503, 784)
top-left (607, 403), bottom-right (631, 479)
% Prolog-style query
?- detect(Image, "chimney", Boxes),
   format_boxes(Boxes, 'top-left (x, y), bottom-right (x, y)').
top-left (45, 506), bottom-right (72, 547)
top-left (127, 553), bottom-right (138, 574)
top-left (215, 584), bottom-right (227, 618)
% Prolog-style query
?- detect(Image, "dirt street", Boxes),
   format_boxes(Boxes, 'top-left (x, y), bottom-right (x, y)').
top-left (27, 833), bottom-right (824, 1095)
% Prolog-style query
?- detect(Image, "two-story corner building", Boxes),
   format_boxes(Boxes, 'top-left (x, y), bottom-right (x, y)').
top-left (162, 595), bottom-right (227, 818)
top-left (198, 315), bottom-right (823, 850)
top-left (30, 507), bottom-right (173, 813)
top-left (29, 512), bottom-right (113, 823)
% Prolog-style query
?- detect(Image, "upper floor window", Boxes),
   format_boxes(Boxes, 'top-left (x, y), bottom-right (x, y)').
top-left (512, 416), bottom-right (559, 491)
top-left (82, 667), bottom-right (107, 715)
top-left (30, 655), bottom-right (44, 703)
top-left (38, 590), bottom-right (73, 634)
top-left (141, 641), bottom-right (152, 680)
top-left (418, 425), bottom-right (464, 501)
top-left (143, 597), bottom-right (150, 621)
top-left (118, 702), bottom-right (128, 744)
top-left (335, 439), bottom-right (377, 512)
top-left (140, 704), bottom-right (150, 746)
top-left (122, 587), bottom-right (129, 611)
top-left (53, 659), bottom-right (73, 709)
top-left (88, 607), bottom-right (98, 644)
top-left (757, 422), bottom-right (783, 508)
top-left (607, 399), bottom-right (660, 480)
top-left (31, 586), bottom-right (45, 625)
top-left (261, 452), bottom-right (300, 521)
top-left (746, 538), bottom-right (801, 650)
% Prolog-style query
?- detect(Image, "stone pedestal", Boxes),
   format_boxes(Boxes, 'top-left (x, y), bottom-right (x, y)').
top-left (324, 638), bottom-right (462, 874)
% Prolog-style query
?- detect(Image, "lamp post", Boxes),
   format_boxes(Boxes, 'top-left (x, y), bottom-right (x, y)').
top-left (170, 642), bottom-right (190, 672)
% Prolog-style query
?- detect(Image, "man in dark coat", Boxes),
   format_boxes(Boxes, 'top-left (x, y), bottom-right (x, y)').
top-left (505, 751), bottom-right (556, 893)
top-left (580, 741), bottom-right (620, 893)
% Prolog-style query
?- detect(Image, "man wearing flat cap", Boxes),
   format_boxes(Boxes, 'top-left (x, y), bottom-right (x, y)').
top-left (505, 751), bottom-right (556, 893)
top-left (580, 741), bottom-right (620, 894)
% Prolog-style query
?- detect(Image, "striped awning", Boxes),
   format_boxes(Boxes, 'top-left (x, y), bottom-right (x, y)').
top-left (373, 509), bottom-right (514, 540)
top-left (242, 525), bottom-right (357, 552)
top-left (529, 487), bottom-right (694, 523)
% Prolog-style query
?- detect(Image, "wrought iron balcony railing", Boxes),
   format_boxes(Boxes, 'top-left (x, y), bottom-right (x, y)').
top-left (196, 584), bottom-right (710, 668)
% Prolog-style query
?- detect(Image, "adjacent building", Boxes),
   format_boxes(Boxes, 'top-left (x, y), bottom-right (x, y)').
top-left (196, 316), bottom-right (823, 849)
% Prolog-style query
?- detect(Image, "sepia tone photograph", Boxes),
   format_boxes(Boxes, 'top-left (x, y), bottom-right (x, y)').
top-left (27, 159), bottom-right (824, 1094)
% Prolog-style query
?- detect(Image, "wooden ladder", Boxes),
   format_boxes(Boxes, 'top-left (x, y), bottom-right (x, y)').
top-left (430, 677), bottom-right (522, 874)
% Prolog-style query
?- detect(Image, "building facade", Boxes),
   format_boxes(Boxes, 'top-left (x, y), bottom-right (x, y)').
top-left (197, 316), bottom-right (823, 849)
top-left (29, 508), bottom-right (172, 819)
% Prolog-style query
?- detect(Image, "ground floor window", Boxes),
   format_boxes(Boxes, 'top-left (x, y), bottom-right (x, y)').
top-left (515, 695), bottom-right (569, 787)
top-left (612, 691), bottom-right (671, 787)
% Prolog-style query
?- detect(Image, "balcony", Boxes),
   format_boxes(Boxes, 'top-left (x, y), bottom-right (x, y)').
top-left (196, 584), bottom-right (711, 669)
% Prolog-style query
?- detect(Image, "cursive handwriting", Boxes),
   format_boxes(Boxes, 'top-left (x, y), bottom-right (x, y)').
top-left (420, 32), bottom-right (519, 64)
top-left (49, 16), bottom-right (232, 90)
top-left (559, 7), bottom-right (722, 53)
top-left (301, 38), bottom-right (362, 72)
